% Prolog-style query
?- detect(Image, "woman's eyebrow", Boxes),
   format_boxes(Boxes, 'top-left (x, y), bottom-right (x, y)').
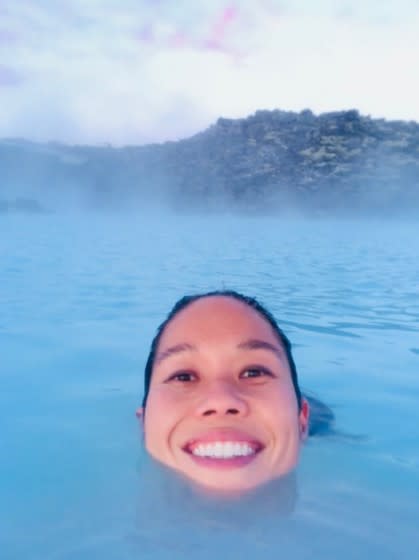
top-left (237, 339), bottom-right (284, 359)
top-left (155, 343), bottom-right (196, 364)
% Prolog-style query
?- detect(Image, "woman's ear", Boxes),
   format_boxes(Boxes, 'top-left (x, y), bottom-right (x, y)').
top-left (136, 407), bottom-right (144, 420)
top-left (299, 398), bottom-right (310, 441)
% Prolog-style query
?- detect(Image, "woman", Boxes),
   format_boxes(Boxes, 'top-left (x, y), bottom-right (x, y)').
top-left (136, 290), bottom-right (327, 493)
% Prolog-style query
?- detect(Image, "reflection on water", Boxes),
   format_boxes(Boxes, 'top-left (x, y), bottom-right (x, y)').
top-left (1, 215), bottom-right (419, 559)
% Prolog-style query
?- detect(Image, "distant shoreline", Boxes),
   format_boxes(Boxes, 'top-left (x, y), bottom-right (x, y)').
top-left (1, 109), bottom-right (418, 216)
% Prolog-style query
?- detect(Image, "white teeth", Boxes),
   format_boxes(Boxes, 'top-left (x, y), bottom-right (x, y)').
top-left (191, 441), bottom-right (256, 459)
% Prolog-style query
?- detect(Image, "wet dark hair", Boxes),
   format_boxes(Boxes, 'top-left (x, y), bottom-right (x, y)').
top-left (142, 290), bottom-right (302, 409)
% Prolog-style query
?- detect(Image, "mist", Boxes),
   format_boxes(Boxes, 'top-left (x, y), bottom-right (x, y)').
top-left (1, 109), bottom-right (418, 220)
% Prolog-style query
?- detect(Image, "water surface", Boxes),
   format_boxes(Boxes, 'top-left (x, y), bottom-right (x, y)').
top-left (1, 214), bottom-right (418, 559)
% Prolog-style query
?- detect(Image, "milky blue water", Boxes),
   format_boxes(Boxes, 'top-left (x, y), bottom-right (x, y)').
top-left (1, 214), bottom-right (419, 559)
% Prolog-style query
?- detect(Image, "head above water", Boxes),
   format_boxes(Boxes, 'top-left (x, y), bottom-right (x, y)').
top-left (142, 290), bottom-right (303, 408)
top-left (137, 290), bottom-right (309, 493)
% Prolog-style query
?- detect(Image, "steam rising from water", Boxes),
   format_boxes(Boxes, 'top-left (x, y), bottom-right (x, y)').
top-left (1, 123), bottom-right (418, 219)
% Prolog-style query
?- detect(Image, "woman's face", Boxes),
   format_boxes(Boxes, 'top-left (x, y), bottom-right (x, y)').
top-left (139, 296), bottom-right (309, 492)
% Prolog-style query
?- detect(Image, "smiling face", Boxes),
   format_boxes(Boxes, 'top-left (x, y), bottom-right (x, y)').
top-left (140, 296), bottom-right (309, 493)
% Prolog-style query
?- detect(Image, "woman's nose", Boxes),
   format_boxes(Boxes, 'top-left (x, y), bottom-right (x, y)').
top-left (195, 379), bottom-right (249, 417)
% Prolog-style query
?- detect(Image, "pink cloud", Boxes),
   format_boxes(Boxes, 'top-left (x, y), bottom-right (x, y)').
top-left (210, 5), bottom-right (239, 41)
top-left (168, 31), bottom-right (188, 49)
top-left (201, 4), bottom-right (239, 53)
top-left (131, 4), bottom-right (244, 59)
top-left (221, 5), bottom-right (239, 25)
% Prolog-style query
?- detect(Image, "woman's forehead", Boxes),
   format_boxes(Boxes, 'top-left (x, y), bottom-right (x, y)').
top-left (158, 296), bottom-right (279, 348)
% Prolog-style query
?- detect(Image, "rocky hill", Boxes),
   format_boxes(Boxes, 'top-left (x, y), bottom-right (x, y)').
top-left (1, 109), bottom-right (419, 215)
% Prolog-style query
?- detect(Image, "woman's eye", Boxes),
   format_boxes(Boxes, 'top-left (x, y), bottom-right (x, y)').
top-left (241, 367), bottom-right (273, 379)
top-left (167, 372), bottom-right (197, 382)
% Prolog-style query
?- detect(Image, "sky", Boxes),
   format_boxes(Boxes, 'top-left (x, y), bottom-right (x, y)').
top-left (1, 0), bottom-right (419, 146)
